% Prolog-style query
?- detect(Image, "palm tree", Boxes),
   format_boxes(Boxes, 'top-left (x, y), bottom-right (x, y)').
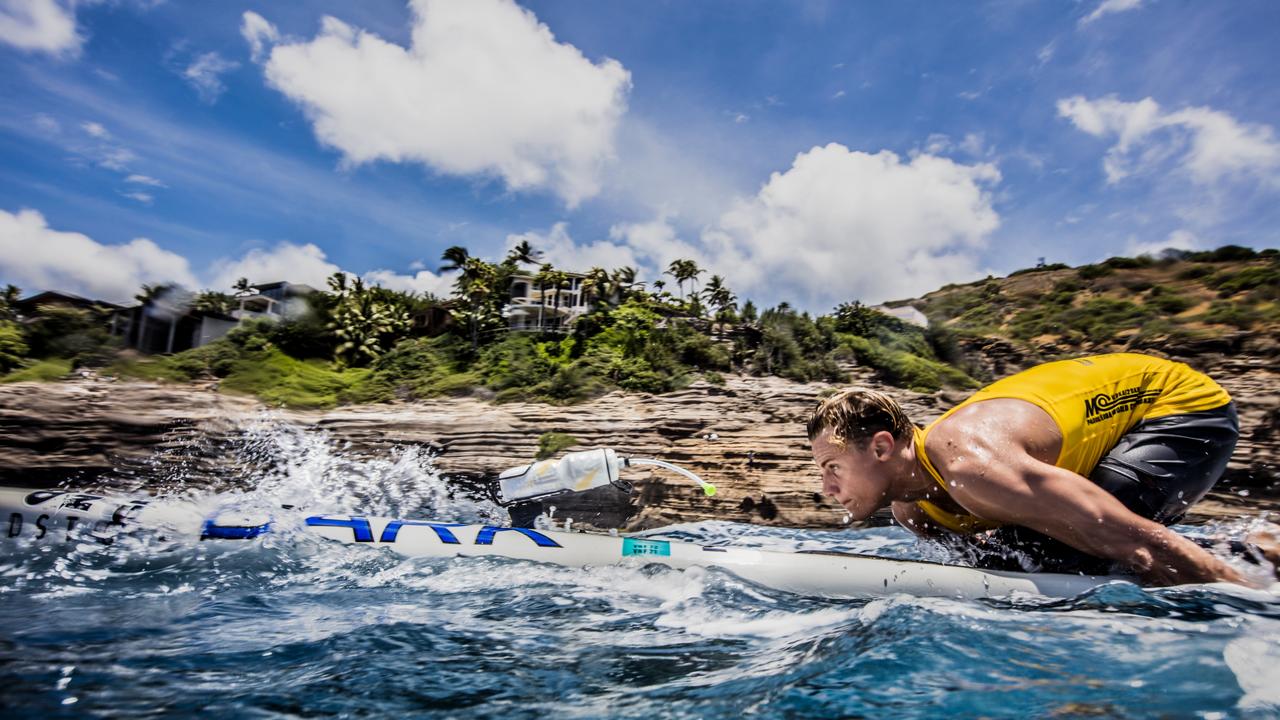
top-left (548, 269), bottom-right (571, 328)
top-left (611, 266), bottom-right (641, 301)
top-left (533, 263), bottom-right (556, 330)
top-left (581, 266), bottom-right (611, 307)
top-left (439, 246), bottom-right (471, 273)
top-left (702, 274), bottom-right (736, 322)
top-left (505, 239), bottom-right (541, 267)
top-left (0, 284), bottom-right (19, 321)
top-left (664, 259), bottom-right (704, 301)
top-left (455, 257), bottom-right (498, 349)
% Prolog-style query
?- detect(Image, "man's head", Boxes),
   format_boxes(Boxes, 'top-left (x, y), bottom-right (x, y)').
top-left (807, 388), bottom-right (915, 519)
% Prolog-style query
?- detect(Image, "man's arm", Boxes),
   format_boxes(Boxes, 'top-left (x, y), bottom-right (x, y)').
top-left (945, 452), bottom-right (1246, 586)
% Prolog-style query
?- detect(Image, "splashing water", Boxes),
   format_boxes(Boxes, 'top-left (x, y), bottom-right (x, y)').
top-left (1, 419), bottom-right (1278, 718)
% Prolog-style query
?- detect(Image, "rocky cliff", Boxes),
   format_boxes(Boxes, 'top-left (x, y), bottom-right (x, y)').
top-left (1, 349), bottom-right (1275, 529)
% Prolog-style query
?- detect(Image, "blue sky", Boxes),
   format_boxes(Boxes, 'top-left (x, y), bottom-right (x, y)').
top-left (1, 0), bottom-right (1277, 311)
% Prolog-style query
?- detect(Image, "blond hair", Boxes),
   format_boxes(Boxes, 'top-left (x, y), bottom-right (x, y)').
top-left (806, 388), bottom-right (915, 447)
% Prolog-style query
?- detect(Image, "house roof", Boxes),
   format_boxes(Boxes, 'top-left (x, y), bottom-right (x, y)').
top-left (16, 290), bottom-right (123, 313)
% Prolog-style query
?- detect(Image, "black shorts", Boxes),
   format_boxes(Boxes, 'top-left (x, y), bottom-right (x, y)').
top-left (946, 402), bottom-right (1239, 575)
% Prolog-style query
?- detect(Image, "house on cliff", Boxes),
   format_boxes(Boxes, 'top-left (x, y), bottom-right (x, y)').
top-left (505, 271), bottom-right (591, 332)
top-left (116, 281), bottom-right (318, 355)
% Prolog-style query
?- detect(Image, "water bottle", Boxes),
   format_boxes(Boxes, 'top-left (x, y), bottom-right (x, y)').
top-left (494, 448), bottom-right (624, 505)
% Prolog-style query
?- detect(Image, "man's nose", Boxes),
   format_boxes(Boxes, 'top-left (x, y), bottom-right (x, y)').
top-left (821, 474), bottom-right (838, 496)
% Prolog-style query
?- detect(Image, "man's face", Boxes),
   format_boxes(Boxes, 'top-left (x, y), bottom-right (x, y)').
top-left (811, 429), bottom-right (891, 521)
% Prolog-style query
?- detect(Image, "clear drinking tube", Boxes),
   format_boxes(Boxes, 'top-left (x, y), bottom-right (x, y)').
top-left (625, 458), bottom-right (717, 497)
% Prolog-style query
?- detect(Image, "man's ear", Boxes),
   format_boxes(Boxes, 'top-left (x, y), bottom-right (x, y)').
top-left (870, 430), bottom-right (895, 461)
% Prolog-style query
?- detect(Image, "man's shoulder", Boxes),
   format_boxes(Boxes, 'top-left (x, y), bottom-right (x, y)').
top-left (927, 398), bottom-right (1059, 474)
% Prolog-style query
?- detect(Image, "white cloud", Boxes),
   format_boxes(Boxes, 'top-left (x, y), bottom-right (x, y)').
top-left (208, 240), bottom-right (454, 297)
top-left (1058, 95), bottom-right (1280, 186)
top-left (125, 174), bottom-right (165, 187)
top-left (245, 0), bottom-right (631, 207)
top-left (1079, 0), bottom-right (1144, 27)
top-left (363, 268), bottom-right (454, 297)
top-left (700, 144), bottom-right (1001, 309)
top-left (609, 216), bottom-right (708, 280)
top-left (207, 242), bottom-right (342, 292)
top-left (0, 0), bottom-right (79, 56)
top-left (182, 52), bottom-right (240, 104)
top-left (1126, 229), bottom-right (1200, 258)
top-left (0, 208), bottom-right (197, 303)
top-left (508, 146), bottom-right (1004, 310)
top-left (34, 113), bottom-right (60, 133)
top-left (98, 147), bottom-right (137, 171)
top-left (919, 132), bottom-right (988, 159)
top-left (81, 121), bottom-right (109, 138)
top-left (240, 11), bottom-right (279, 63)
top-left (121, 191), bottom-right (153, 204)
top-left (507, 222), bottom-right (640, 274)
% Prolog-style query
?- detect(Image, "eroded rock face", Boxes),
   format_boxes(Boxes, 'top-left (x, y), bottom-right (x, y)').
top-left (1, 353), bottom-right (1276, 529)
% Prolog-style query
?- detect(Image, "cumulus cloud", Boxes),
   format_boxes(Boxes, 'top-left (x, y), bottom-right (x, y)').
top-left (245, 0), bottom-right (631, 206)
top-left (121, 191), bottom-right (153, 204)
top-left (0, 208), bottom-right (197, 303)
top-left (207, 240), bottom-right (451, 297)
top-left (507, 147), bottom-right (1003, 310)
top-left (1058, 95), bottom-right (1280, 186)
top-left (505, 222), bottom-right (639, 275)
top-left (1079, 0), bottom-right (1144, 27)
top-left (125, 174), bottom-right (165, 187)
top-left (700, 144), bottom-right (1001, 309)
top-left (1126, 229), bottom-right (1200, 258)
top-left (362, 268), bottom-right (454, 297)
top-left (0, 0), bottom-right (79, 56)
top-left (182, 52), bottom-right (240, 103)
top-left (207, 242), bottom-right (342, 292)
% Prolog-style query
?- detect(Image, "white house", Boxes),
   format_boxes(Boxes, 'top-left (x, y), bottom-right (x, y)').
top-left (505, 272), bottom-right (591, 331)
top-left (233, 281), bottom-right (316, 322)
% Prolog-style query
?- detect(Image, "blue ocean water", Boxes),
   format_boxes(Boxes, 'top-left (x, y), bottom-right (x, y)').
top-left (1, 422), bottom-right (1278, 719)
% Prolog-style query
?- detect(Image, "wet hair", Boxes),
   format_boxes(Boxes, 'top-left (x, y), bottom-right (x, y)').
top-left (806, 388), bottom-right (915, 447)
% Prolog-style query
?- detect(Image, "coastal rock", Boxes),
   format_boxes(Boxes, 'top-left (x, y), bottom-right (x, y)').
top-left (1, 357), bottom-right (1276, 529)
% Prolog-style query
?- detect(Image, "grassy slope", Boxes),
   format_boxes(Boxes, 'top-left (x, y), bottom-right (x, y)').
top-left (905, 255), bottom-right (1279, 354)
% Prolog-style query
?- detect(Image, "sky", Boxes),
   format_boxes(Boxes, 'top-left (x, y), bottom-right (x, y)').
top-left (0, 0), bottom-right (1278, 312)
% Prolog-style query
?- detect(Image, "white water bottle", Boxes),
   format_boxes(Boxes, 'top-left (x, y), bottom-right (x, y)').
top-left (495, 448), bottom-right (624, 505)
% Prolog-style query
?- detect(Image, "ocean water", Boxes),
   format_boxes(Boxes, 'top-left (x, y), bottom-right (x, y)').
top-left (2, 421), bottom-right (1278, 719)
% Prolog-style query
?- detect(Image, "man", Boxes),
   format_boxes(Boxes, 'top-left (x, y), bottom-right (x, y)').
top-left (807, 353), bottom-right (1252, 585)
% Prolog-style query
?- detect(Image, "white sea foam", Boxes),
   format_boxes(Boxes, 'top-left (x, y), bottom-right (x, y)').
top-left (1224, 629), bottom-right (1280, 710)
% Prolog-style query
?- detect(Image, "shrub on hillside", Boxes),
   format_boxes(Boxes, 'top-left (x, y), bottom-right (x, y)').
top-left (1199, 301), bottom-right (1262, 329)
top-left (23, 306), bottom-right (113, 361)
top-left (1146, 285), bottom-right (1195, 315)
top-left (1077, 264), bottom-right (1114, 280)
top-left (0, 321), bottom-right (29, 374)
top-left (1188, 245), bottom-right (1257, 262)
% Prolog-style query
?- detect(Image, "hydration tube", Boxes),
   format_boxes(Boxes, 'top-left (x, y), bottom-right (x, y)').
top-left (625, 457), bottom-right (717, 497)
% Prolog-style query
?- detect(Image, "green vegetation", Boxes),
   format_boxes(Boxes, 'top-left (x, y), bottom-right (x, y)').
top-left (4, 243), bottom-right (1275, 405)
top-left (536, 432), bottom-right (578, 460)
top-left (1, 357), bottom-right (72, 384)
top-left (0, 320), bottom-right (27, 374)
top-left (912, 246), bottom-right (1279, 359)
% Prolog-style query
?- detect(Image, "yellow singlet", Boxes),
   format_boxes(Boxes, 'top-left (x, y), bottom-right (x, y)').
top-left (915, 353), bottom-right (1231, 534)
